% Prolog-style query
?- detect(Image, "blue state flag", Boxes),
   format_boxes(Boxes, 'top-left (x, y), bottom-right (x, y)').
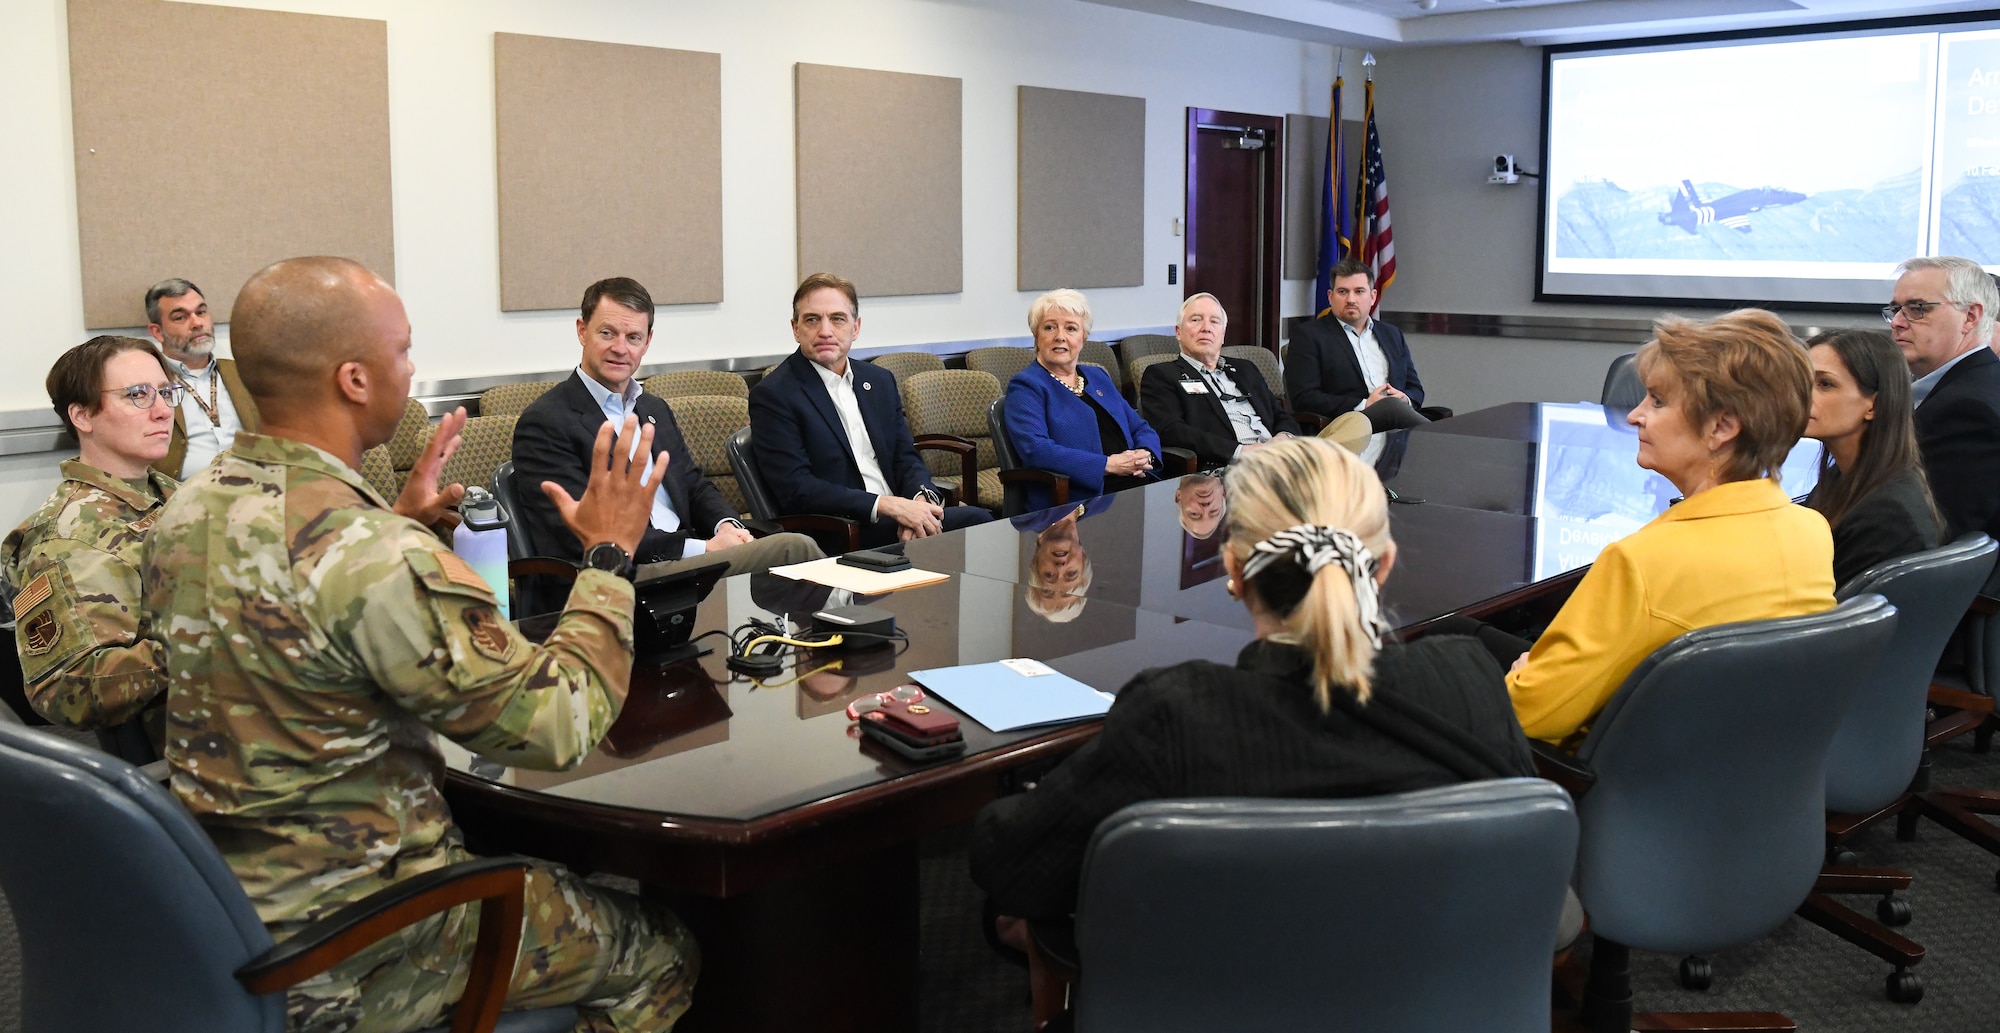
top-left (1312, 76), bottom-right (1352, 317)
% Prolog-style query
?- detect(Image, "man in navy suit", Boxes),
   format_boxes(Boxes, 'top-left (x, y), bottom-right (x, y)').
top-left (513, 277), bottom-right (821, 577)
top-left (1285, 258), bottom-right (1441, 432)
top-left (1891, 256), bottom-right (2000, 541)
top-left (749, 273), bottom-right (991, 549)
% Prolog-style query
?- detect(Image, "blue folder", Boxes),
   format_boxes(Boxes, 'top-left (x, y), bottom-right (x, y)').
top-left (909, 660), bottom-right (1115, 732)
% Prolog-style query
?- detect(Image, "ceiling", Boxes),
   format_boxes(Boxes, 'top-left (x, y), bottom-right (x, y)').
top-left (1078, 0), bottom-right (2000, 47)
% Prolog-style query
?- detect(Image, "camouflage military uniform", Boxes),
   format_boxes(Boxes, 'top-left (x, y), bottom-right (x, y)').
top-left (1, 459), bottom-right (175, 733)
top-left (144, 433), bottom-right (695, 1033)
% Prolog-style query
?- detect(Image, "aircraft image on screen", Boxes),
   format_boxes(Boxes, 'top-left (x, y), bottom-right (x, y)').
top-left (1658, 180), bottom-right (1808, 235)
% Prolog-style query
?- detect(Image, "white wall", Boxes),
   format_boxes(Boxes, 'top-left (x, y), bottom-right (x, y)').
top-left (1371, 41), bottom-right (1878, 410)
top-left (1, 0), bottom-right (1341, 417)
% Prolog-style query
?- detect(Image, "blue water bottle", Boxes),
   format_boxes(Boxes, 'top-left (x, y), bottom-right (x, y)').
top-left (454, 486), bottom-right (512, 618)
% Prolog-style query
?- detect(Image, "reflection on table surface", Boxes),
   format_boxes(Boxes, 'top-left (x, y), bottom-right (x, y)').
top-left (454, 573), bottom-right (1252, 822)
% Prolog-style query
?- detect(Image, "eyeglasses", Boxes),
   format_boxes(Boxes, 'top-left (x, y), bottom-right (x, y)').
top-left (100, 383), bottom-right (187, 410)
top-left (1881, 299), bottom-right (1953, 324)
top-left (845, 684), bottom-right (926, 721)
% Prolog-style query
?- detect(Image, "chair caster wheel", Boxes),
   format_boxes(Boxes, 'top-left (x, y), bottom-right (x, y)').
top-left (1878, 895), bottom-right (1912, 926)
top-left (1827, 845), bottom-right (1858, 868)
top-left (1678, 956), bottom-right (1712, 991)
top-left (1887, 969), bottom-right (1923, 1004)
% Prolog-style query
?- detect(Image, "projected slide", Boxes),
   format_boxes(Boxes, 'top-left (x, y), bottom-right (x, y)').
top-left (1540, 21), bottom-right (2000, 306)
top-left (1529, 403), bottom-right (1821, 582)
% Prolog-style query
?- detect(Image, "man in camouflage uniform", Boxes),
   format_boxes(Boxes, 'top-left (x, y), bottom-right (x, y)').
top-left (4, 336), bottom-right (181, 746)
top-left (143, 256), bottom-right (697, 1032)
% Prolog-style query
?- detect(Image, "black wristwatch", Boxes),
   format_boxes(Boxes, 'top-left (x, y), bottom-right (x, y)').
top-left (582, 541), bottom-right (637, 581)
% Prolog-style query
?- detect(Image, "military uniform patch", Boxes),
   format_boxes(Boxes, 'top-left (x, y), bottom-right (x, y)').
top-left (22, 611), bottom-right (60, 655)
top-left (463, 606), bottom-right (514, 662)
top-left (435, 551), bottom-right (488, 590)
top-left (14, 572), bottom-right (51, 615)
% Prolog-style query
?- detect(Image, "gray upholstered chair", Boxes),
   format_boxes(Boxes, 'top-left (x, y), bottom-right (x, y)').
top-left (436, 414), bottom-right (518, 496)
top-left (1220, 345), bottom-right (1281, 391)
top-left (643, 369), bottom-right (748, 401)
top-left (386, 398), bottom-right (435, 482)
top-left (1116, 333), bottom-right (1179, 366)
top-left (1600, 351), bottom-right (1643, 409)
top-left (1067, 780), bottom-right (1578, 1033)
top-left (1125, 353), bottom-right (1176, 397)
top-left (478, 379), bottom-right (562, 418)
top-left (866, 351), bottom-right (946, 384)
top-left (0, 720), bottom-right (577, 1033)
top-left (1791, 535), bottom-right (1994, 995)
top-left (963, 346), bottom-right (1037, 385)
top-left (1080, 341), bottom-right (1126, 396)
top-left (986, 396), bottom-right (1072, 517)
top-left (1536, 594), bottom-right (1901, 1029)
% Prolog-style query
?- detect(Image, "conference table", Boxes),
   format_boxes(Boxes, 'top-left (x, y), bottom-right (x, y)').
top-left (441, 401), bottom-right (1808, 1032)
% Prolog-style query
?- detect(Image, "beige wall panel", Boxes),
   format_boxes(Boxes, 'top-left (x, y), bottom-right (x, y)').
top-left (496, 34), bottom-right (721, 311)
top-left (68, 0), bottom-right (393, 328)
top-left (1017, 86), bottom-right (1144, 292)
top-left (796, 64), bottom-right (962, 297)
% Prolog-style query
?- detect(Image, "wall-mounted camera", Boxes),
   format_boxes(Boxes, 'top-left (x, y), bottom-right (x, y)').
top-left (1489, 154), bottom-right (1520, 185)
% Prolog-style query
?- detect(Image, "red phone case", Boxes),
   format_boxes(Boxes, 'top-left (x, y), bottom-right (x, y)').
top-left (876, 699), bottom-right (959, 739)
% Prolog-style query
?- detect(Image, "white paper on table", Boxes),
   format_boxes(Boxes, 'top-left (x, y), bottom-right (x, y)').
top-left (767, 555), bottom-right (952, 594)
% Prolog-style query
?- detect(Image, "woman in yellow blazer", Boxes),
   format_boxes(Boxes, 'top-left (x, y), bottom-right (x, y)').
top-left (1508, 310), bottom-right (1836, 743)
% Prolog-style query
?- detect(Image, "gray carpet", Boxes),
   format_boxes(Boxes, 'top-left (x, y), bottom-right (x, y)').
top-left (6, 736), bottom-right (2000, 1032)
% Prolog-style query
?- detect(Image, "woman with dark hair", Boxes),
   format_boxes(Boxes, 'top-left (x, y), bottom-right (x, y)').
top-left (2, 336), bottom-right (180, 743)
top-left (1803, 328), bottom-right (1943, 586)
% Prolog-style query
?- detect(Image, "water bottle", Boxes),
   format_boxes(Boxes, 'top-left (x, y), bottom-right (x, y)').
top-left (454, 486), bottom-right (512, 619)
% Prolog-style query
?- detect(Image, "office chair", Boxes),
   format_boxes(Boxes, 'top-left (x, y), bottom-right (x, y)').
top-left (1079, 341), bottom-right (1126, 396)
top-left (866, 350), bottom-right (945, 385)
top-left (963, 345), bottom-right (1037, 385)
top-left (661, 394), bottom-right (754, 518)
top-left (724, 425), bottom-right (862, 554)
top-left (642, 369), bottom-right (748, 401)
top-left (986, 396), bottom-right (1073, 517)
top-left (1066, 780), bottom-right (1578, 1033)
top-left (1534, 594), bottom-right (1900, 1029)
top-left (0, 720), bottom-right (576, 1033)
top-left (1600, 352), bottom-right (1643, 409)
top-left (1789, 535), bottom-right (1995, 998)
top-left (900, 369), bottom-right (1005, 510)
top-left (437, 414), bottom-right (519, 500)
top-left (477, 379), bottom-right (562, 419)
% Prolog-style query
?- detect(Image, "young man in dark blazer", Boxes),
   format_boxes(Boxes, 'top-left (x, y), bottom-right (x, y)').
top-left (512, 277), bottom-right (821, 577)
top-left (1892, 256), bottom-right (2000, 541)
top-left (1139, 292), bottom-right (1300, 469)
top-left (1284, 258), bottom-right (1438, 432)
top-left (748, 272), bottom-right (991, 548)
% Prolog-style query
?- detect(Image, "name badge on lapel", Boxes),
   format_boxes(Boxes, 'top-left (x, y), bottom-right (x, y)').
top-left (1179, 378), bottom-right (1210, 396)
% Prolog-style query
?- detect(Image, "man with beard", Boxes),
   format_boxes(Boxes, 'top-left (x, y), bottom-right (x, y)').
top-left (143, 278), bottom-right (261, 477)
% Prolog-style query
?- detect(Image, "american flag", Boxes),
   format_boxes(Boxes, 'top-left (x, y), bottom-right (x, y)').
top-left (1350, 79), bottom-right (1395, 306)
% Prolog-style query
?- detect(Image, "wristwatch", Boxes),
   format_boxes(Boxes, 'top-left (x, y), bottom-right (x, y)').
top-left (582, 541), bottom-right (637, 581)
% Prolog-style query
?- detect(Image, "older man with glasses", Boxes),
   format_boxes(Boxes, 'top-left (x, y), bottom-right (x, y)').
top-left (2, 336), bottom-right (183, 751)
top-left (1886, 255), bottom-right (2000, 541)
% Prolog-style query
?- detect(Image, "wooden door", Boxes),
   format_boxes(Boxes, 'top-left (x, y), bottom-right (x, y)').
top-left (1185, 108), bottom-right (1284, 354)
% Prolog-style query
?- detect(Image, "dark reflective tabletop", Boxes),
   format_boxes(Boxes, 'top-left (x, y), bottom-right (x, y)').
top-left (449, 573), bottom-right (1253, 823)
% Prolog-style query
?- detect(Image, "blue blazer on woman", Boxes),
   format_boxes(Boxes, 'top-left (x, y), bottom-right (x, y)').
top-left (1004, 363), bottom-right (1162, 513)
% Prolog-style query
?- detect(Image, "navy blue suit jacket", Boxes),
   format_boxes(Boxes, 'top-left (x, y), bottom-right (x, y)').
top-left (748, 350), bottom-right (939, 522)
top-left (1285, 313), bottom-right (1425, 419)
top-left (1004, 364), bottom-right (1162, 512)
top-left (1914, 346), bottom-right (2000, 542)
top-left (512, 371), bottom-right (738, 564)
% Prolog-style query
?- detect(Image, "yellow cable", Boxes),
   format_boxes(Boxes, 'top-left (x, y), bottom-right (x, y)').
top-left (741, 633), bottom-right (843, 653)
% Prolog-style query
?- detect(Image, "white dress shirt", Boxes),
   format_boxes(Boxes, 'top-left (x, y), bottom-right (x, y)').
top-left (165, 355), bottom-right (246, 477)
top-left (812, 360), bottom-right (893, 520)
top-left (576, 367), bottom-right (708, 558)
top-left (1180, 353), bottom-right (1271, 459)
top-left (1339, 318), bottom-right (1392, 412)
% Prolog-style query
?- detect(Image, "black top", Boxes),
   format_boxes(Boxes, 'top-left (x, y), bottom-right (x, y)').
top-left (1809, 466), bottom-right (1942, 588)
top-left (968, 636), bottom-right (1533, 921)
top-left (1914, 346), bottom-right (2000, 542)
top-left (1083, 390), bottom-right (1149, 495)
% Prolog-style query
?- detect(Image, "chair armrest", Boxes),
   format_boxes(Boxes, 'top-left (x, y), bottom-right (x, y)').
top-left (237, 856), bottom-right (529, 1033)
top-left (1529, 740), bottom-right (1596, 798)
top-left (998, 468), bottom-right (1070, 508)
top-left (1972, 593), bottom-right (1997, 616)
top-left (1293, 411), bottom-right (1329, 434)
top-left (507, 557), bottom-right (580, 582)
top-left (740, 518), bottom-right (784, 538)
top-left (1162, 447), bottom-right (1200, 476)
top-left (915, 435), bottom-right (978, 508)
top-left (776, 514), bottom-right (862, 554)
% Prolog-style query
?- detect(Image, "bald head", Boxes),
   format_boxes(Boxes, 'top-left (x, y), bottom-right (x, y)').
top-left (232, 257), bottom-right (402, 405)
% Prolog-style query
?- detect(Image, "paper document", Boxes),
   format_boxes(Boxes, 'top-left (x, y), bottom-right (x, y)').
top-left (910, 661), bottom-right (1114, 732)
top-left (768, 556), bottom-right (951, 594)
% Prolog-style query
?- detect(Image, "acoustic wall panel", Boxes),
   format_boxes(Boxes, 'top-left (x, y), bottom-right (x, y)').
top-left (1017, 86), bottom-right (1145, 292)
top-left (1283, 113), bottom-right (1364, 283)
top-left (68, 0), bottom-right (394, 328)
top-left (495, 34), bottom-right (722, 312)
top-left (796, 64), bottom-right (962, 297)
